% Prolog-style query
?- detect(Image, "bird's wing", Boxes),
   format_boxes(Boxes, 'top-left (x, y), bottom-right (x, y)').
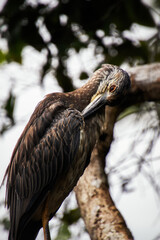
top-left (5, 98), bottom-right (84, 239)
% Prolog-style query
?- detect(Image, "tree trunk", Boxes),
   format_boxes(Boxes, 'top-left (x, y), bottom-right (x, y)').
top-left (75, 63), bottom-right (160, 240)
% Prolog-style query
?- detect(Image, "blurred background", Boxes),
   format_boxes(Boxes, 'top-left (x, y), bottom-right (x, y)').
top-left (0, 0), bottom-right (160, 239)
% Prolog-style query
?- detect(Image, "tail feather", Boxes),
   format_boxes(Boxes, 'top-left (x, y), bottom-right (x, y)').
top-left (9, 219), bottom-right (41, 240)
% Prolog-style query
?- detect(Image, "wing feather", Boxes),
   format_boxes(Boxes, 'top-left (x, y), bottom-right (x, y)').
top-left (4, 98), bottom-right (84, 240)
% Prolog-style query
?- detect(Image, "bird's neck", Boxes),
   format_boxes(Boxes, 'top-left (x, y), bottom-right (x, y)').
top-left (69, 78), bottom-right (100, 112)
top-left (74, 85), bottom-right (106, 141)
top-left (79, 78), bottom-right (107, 139)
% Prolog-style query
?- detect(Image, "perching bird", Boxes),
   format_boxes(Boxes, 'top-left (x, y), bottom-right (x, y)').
top-left (3, 64), bottom-right (130, 240)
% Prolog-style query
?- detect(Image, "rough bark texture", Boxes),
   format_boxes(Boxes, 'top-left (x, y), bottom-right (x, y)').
top-left (75, 63), bottom-right (160, 240)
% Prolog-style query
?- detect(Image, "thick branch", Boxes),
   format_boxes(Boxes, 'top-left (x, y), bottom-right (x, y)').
top-left (75, 63), bottom-right (160, 240)
top-left (127, 63), bottom-right (160, 105)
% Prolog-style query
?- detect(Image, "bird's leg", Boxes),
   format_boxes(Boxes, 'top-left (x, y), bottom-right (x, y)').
top-left (42, 205), bottom-right (51, 240)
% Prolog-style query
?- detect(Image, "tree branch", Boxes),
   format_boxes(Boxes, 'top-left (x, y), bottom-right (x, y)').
top-left (75, 62), bottom-right (160, 240)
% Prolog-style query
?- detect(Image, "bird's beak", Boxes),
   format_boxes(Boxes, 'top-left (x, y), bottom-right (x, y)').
top-left (82, 93), bottom-right (107, 118)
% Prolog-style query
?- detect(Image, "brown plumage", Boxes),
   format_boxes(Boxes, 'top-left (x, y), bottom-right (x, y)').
top-left (3, 64), bottom-right (130, 240)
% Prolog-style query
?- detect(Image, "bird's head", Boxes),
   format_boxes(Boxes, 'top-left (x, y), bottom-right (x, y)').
top-left (82, 64), bottom-right (131, 118)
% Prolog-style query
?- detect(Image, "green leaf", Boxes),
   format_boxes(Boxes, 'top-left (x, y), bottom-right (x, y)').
top-left (7, 40), bottom-right (25, 63)
top-left (0, 217), bottom-right (10, 231)
top-left (62, 208), bottom-right (81, 225)
top-left (0, 50), bottom-right (8, 64)
top-left (117, 105), bottom-right (140, 121)
top-left (79, 71), bottom-right (89, 80)
top-left (54, 222), bottom-right (71, 240)
top-left (3, 91), bottom-right (16, 124)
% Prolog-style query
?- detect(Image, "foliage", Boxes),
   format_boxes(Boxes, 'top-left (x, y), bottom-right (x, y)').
top-left (55, 208), bottom-right (81, 240)
top-left (0, 217), bottom-right (10, 231)
top-left (54, 222), bottom-right (71, 240)
top-left (0, 91), bottom-right (15, 134)
top-left (0, 0), bottom-right (159, 87)
top-left (117, 104), bottom-right (141, 121)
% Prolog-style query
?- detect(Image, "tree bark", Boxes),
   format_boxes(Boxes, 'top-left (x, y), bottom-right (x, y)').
top-left (75, 63), bottom-right (160, 240)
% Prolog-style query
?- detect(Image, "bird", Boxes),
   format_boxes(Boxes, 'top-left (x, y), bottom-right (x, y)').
top-left (3, 64), bottom-right (130, 240)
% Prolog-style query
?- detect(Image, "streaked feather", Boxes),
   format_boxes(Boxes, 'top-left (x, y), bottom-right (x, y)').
top-left (5, 99), bottom-right (84, 240)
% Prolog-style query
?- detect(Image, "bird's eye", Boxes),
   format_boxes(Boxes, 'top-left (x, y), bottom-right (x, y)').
top-left (109, 85), bottom-right (116, 93)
